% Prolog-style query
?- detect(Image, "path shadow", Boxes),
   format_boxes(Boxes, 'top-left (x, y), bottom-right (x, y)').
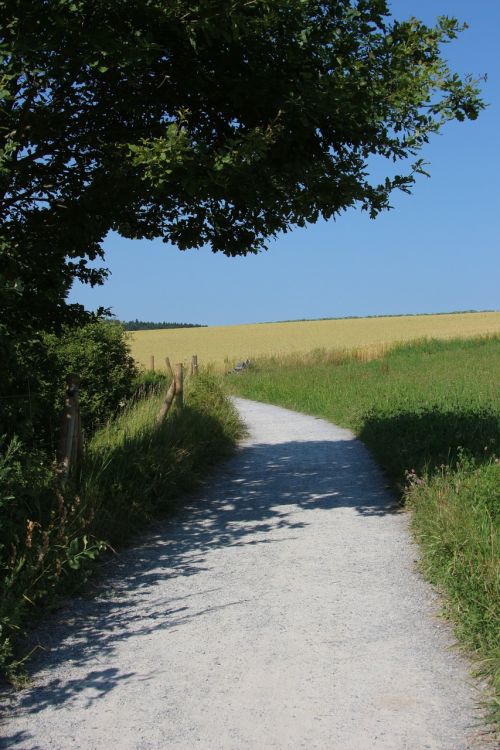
top-left (0, 731), bottom-right (32, 750)
top-left (1, 435), bottom-right (397, 724)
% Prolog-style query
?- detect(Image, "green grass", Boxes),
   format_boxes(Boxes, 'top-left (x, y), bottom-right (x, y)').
top-left (0, 372), bottom-right (243, 680)
top-left (85, 371), bottom-right (244, 546)
top-left (227, 336), bottom-right (500, 725)
top-left (407, 456), bottom-right (499, 721)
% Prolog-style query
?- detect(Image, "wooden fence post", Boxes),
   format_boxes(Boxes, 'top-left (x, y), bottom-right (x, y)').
top-left (156, 356), bottom-right (182, 424)
top-left (156, 378), bottom-right (176, 424)
top-left (174, 363), bottom-right (183, 410)
top-left (58, 374), bottom-right (82, 482)
top-left (191, 354), bottom-right (198, 376)
top-left (149, 355), bottom-right (155, 372)
top-left (165, 356), bottom-right (174, 379)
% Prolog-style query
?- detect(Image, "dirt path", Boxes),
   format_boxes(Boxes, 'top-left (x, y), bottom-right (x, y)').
top-left (0, 398), bottom-right (490, 749)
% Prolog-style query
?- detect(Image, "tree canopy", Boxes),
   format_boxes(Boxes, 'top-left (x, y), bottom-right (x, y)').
top-left (0, 0), bottom-right (484, 332)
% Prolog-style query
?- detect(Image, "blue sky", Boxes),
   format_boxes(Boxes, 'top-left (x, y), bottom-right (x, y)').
top-left (69, 1), bottom-right (499, 326)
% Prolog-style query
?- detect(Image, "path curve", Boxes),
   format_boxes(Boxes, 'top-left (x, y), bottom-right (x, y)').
top-left (0, 398), bottom-right (489, 749)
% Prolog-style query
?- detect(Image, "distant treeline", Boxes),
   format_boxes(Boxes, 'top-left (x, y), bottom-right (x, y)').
top-left (122, 319), bottom-right (207, 331)
top-left (262, 310), bottom-right (497, 325)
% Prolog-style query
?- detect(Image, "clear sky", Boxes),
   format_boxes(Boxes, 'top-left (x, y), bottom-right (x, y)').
top-left (69, 1), bottom-right (500, 326)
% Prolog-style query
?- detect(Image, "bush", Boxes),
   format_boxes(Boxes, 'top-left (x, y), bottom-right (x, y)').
top-left (0, 328), bottom-right (56, 446)
top-left (0, 319), bottom-right (138, 450)
top-left (0, 318), bottom-right (139, 677)
top-left (0, 436), bottom-right (104, 678)
top-left (44, 320), bottom-right (138, 433)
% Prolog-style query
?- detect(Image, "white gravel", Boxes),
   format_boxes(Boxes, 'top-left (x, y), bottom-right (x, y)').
top-left (0, 397), bottom-right (492, 749)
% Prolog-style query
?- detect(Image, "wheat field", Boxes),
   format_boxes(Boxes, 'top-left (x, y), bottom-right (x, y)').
top-left (128, 312), bottom-right (500, 370)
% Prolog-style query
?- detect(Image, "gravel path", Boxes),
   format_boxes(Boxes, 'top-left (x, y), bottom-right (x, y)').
top-left (0, 398), bottom-right (490, 749)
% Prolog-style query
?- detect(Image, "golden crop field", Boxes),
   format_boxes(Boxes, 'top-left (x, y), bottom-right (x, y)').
top-left (129, 312), bottom-right (500, 370)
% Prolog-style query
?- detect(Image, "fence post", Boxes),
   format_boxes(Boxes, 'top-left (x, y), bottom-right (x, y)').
top-left (156, 356), bottom-right (180, 424)
top-left (191, 354), bottom-right (198, 376)
top-left (58, 373), bottom-right (82, 482)
top-left (156, 378), bottom-right (176, 424)
top-left (165, 356), bottom-right (174, 379)
top-left (149, 355), bottom-right (155, 372)
top-left (174, 363), bottom-right (183, 410)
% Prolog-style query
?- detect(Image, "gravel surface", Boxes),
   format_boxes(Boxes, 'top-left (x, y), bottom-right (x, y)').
top-left (0, 397), bottom-right (491, 749)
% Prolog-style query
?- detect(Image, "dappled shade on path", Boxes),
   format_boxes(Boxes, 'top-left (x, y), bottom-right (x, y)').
top-left (0, 399), bottom-right (488, 750)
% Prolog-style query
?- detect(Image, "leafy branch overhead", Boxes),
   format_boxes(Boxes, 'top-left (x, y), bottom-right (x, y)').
top-left (0, 0), bottom-right (484, 330)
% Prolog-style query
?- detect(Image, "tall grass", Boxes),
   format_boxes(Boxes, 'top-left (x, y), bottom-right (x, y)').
top-left (84, 372), bottom-right (243, 547)
top-left (227, 335), bottom-right (500, 725)
top-left (0, 372), bottom-right (243, 680)
top-left (407, 456), bottom-right (499, 722)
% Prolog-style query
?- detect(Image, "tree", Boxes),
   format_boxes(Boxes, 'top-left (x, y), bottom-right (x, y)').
top-left (0, 1), bottom-right (484, 333)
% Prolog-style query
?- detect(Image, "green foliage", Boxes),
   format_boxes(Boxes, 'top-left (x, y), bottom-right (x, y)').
top-left (0, 318), bottom-right (140, 675)
top-left (0, 372), bottom-right (243, 679)
top-left (0, 319), bottom-right (137, 448)
top-left (0, 435), bottom-right (105, 677)
top-left (0, 1), bottom-right (485, 336)
top-left (43, 321), bottom-right (138, 432)
top-left (228, 336), bottom-right (500, 724)
top-left (0, 438), bottom-right (55, 591)
top-left (0, 328), bottom-right (55, 443)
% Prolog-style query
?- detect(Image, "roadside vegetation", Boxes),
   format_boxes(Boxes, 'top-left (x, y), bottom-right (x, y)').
top-left (227, 335), bottom-right (500, 723)
top-left (84, 372), bottom-right (242, 548)
top-left (0, 321), bottom-right (242, 681)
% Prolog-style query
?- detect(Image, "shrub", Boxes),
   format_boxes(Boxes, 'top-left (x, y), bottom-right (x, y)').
top-left (0, 319), bottom-right (139, 677)
top-left (0, 436), bottom-right (104, 678)
top-left (0, 319), bottom-right (138, 451)
top-left (43, 320), bottom-right (138, 433)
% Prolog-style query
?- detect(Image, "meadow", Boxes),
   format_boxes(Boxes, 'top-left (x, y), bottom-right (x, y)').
top-left (129, 312), bottom-right (500, 370)
top-left (227, 336), bottom-right (500, 724)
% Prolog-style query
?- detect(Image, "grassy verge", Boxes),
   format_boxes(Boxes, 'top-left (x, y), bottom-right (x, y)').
top-left (407, 457), bottom-right (499, 721)
top-left (227, 336), bottom-right (500, 724)
top-left (85, 371), bottom-right (243, 546)
top-left (0, 372), bottom-right (243, 680)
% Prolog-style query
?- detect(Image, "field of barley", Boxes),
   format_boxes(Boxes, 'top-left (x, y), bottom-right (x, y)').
top-left (129, 311), bottom-right (500, 370)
